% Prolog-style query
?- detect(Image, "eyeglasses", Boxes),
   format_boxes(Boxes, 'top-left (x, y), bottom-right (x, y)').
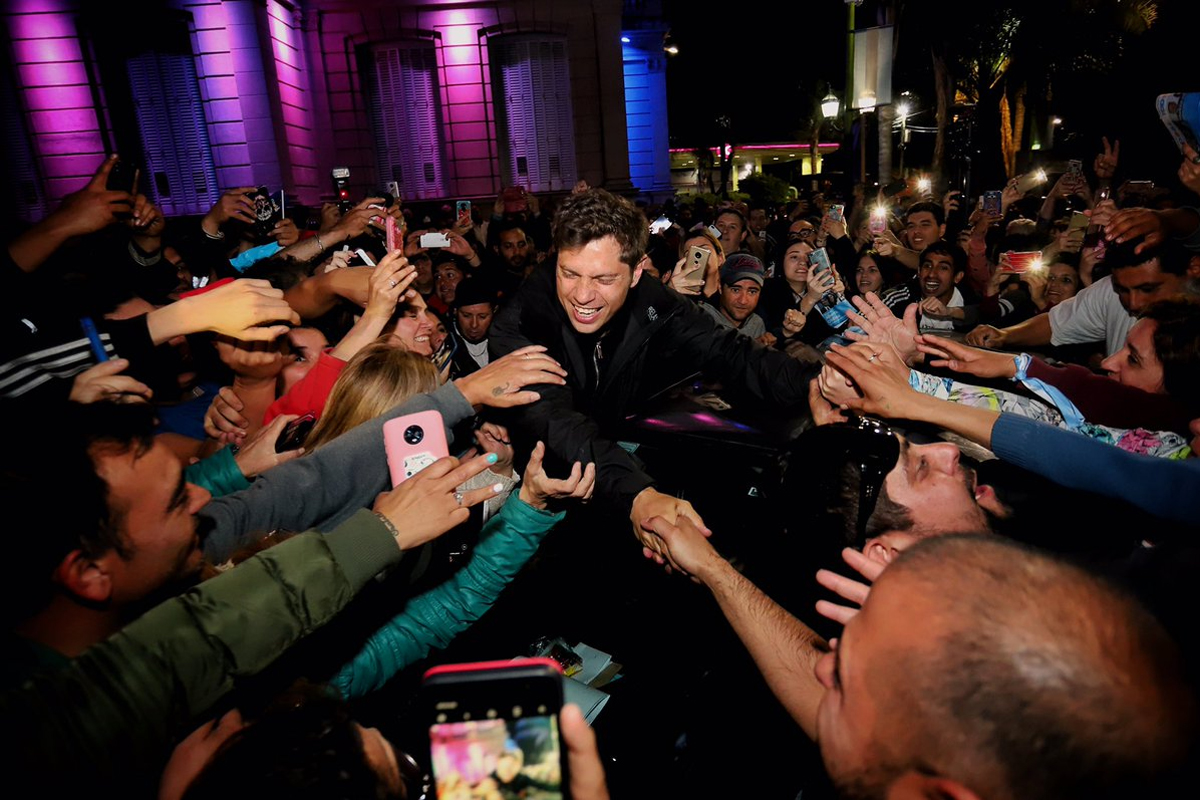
top-left (789, 228), bottom-right (817, 239)
top-left (846, 416), bottom-right (900, 541)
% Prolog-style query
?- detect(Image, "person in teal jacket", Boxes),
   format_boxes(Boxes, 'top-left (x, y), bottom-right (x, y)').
top-left (332, 441), bottom-right (595, 698)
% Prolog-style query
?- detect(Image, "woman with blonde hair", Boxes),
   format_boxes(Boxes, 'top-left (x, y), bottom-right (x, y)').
top-left (304, 336), bottom-right (520, 518)
top-left (304, 339), bottom-right (440, 450)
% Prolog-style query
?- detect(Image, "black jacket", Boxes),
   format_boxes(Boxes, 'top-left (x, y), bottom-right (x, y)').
top-left (489, 261), bottom-right (816, 510)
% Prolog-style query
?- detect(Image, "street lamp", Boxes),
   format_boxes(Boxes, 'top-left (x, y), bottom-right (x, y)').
top-left (821, 91), bottom-right (840, 120)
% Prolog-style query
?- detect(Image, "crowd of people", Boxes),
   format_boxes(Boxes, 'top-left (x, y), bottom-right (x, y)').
top-left (2, 120), bottom-right (1199, 799)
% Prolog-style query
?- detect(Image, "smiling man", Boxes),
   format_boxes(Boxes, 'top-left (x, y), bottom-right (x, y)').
top-left (3, 401), bottom-right (211, 685)
top-left (490, 189), bottom-right (818, 562)
top-left (881, 241), bottom-right (969, 332)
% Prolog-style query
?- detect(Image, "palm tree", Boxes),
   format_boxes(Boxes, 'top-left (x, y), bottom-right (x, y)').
top-left (898, 0), bottom-right (1158, 182)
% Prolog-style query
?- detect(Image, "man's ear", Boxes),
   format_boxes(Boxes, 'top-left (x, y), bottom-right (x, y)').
top-left (953, 271), bottom-right (964, 284)
top-left (886, 769), bottom-right (982, 800)
top-left (863, 532), bottom-right (921, 566)
top-left (54, 551), bottom-right (113, 604)
top-left (631, 254), bottom-right (649, 288)
top-left (937, 223), bottom-right (947, 239)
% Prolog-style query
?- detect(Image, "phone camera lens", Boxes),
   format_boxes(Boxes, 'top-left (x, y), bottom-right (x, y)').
top-left (404, 425), bottom-right (424, 445)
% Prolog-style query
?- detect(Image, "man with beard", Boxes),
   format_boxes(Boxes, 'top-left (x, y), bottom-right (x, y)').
top-left (479, 221), bottom-right (540, 300)
top-left (1, 401), bottom-right (212, 685)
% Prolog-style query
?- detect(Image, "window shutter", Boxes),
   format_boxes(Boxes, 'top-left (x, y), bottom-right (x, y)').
top-left (0, 63), bottom-right (45, 222)
top-left (125, 51), bottom-right (218, 216)
top-left (491, 35), bottom-right (577, 193)
top-left (369, 42), bottom-right (445, 200)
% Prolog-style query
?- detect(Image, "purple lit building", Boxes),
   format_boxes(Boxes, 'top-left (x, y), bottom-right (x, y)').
top-left (1, 0), bottom-right (672, 222)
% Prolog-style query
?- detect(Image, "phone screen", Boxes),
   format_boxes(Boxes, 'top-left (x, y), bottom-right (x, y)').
top-left (423, 660), bottom-right (565, 800)
top-left (429, 715), bottom-right (563, 799)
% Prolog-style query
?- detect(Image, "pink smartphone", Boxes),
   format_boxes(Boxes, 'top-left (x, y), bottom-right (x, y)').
top-left (383, 410), bottom-right (450, 486)
top-left (385, 215), bottom-right (398, 253)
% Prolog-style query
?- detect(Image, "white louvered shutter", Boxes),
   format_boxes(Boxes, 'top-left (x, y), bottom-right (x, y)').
top-left (370, 42), bottom-right (445, 200)
top-left (492, 35), bottom-right (577, 193)
top-left (126, 51), bottom-right (219, 216)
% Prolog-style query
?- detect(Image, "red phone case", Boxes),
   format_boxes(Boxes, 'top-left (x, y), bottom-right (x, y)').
top-left (423, 657), bottom-right (563, 682)
top-left (382, 410), bottom-right (450, 486)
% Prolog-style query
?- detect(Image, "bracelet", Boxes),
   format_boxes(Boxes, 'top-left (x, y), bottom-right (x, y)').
top-left (374, 511), bottom-right (402, 542)
top-left (314, 234), bottom-right (326, 252)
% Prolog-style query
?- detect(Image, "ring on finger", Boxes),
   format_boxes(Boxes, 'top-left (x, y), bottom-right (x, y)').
top-left (389, 279), bottom-right (398, 288)
top-left (454, 491), bottom-right (464, 506)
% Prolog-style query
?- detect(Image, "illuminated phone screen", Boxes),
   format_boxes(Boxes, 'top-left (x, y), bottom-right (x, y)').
top-left (429, 715), bottom-right (563, 799)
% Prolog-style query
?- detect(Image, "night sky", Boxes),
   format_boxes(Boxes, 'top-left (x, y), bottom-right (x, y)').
top-left (663, 0), bottom-right (1200, 196)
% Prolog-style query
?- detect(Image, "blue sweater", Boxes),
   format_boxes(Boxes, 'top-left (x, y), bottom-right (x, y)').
top-left (990, 414), bottom-right (1200, 525)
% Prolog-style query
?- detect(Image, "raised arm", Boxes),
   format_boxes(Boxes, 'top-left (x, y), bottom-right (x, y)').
top-left (645, 515), bottom-right (827, 738)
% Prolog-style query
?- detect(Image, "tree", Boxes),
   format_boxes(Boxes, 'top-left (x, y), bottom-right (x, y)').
top-left (897, 0), bottom-right (1158, 183)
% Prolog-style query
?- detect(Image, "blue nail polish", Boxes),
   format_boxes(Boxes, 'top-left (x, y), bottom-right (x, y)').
top-left (486, 453), bottom-right (498, 464)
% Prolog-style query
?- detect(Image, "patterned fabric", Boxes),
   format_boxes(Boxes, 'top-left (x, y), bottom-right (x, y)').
top-left (908, 370), bottom-right (1192, 459)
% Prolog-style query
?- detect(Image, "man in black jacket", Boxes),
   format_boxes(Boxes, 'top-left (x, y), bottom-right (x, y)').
top-left (490, 189), bottom-right (817, 568)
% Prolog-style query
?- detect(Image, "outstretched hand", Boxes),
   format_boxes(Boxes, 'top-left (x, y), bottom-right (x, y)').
top-left (454, 345), bottom-right (567, 409)
top-left (823, 342), bottom-right (917, 420)
top-left (915, 334), bottom-right (1017, 379)
top-left (518, 441), bottom-right (596, 510)
top-left (631, 487), bottom-right (712, 574)
top-left (640, 512), bottom-right (722, 583)
top-left (69, 358), bottom-right (152, 404)
top-left (814, 548), bottom-right (885, 626)
top-left (373, 453), bottom-right (505, 550)
top-left (843, 293), bottom-right (920, 365)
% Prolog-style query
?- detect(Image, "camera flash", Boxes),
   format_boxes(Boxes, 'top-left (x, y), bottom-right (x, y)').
top-left (917, 178), bottom-right (931, 193)
top-left (1035, 169), bottom-right (1047, 183)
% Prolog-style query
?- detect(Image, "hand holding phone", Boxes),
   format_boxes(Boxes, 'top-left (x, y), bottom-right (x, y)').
top-left (868, 207), bottom-right (888, 235)
top-left (421, 659), bottom-right (568, 800)
top-left (275, 413), bottom-right (316, 452)
top-left (384, 410), bottom-right (451, 485)
top-left (372, 449), bottom-right (504, 550)
top-left (983, 191), bottom-right (1003, 218)
top-left (999, 250), bottom-right (1042, 274)
top-left (420, 232), bottom-right (451, 248)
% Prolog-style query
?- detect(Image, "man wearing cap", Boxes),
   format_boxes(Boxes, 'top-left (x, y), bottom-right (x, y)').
top-left (490, 189), bottom-right (817, 566)
top-left (700, 253), bottom-right (769, 341)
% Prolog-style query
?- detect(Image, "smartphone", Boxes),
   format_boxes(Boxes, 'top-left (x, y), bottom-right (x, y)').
top-left (331, 166), bottom-right (352, 212)
top-left (385, 180), bottom-right (401, 203)
top-left (249, 186), bottom-right (281, 241)
top-left (421, 659), bottom-right (567, 800)
top-left (1067, 159), bottom-right (1084, 180)
top-left (1014, 171), bottom-right (1046, 195)
top-left (275, 413), bottom-right (316, 453)
top-left (680, 245), bottom-right (709, 283)
top-left (1067, 211), bottom-right (1090, 232)
top-left (347, 247), bottom-right (377, 268)
top-left (420, 232), bottom-right (451, 248)
top-left (983, 190), bottom-right (1003, 217)
top-left (383, 409), bottom-right (450, 486)
top-left (385, 215), bottom-right (399, 253)
top-left (456, 200), bottom-right (472, 223)
top-left (809, 246), bottom-right (833, 277)
top-left (106, 159), bottom-right (138, 194)
top-left (827, 204), bottom-right (845, 223)
top-left (1000, 250), bottom-right (1042, 274)
top-left (868, 207), bottom-right (887, 235)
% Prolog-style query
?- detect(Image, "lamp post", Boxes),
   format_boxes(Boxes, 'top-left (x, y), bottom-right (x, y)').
top-left (896, 102), bottom-right (910, 178)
